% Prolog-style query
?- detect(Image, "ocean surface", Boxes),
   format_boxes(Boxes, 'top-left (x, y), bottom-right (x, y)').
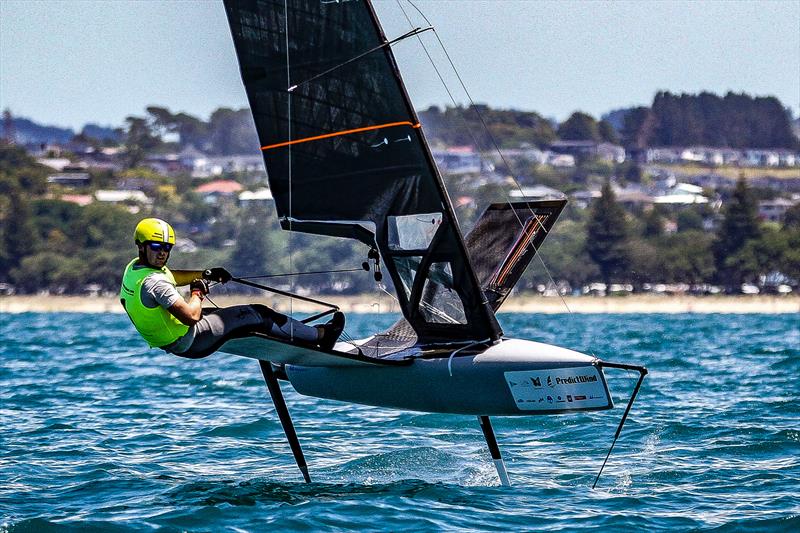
top-left (1, 312), bottom-right (798, 532)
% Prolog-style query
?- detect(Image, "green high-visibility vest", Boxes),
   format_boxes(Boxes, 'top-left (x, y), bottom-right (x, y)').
top-left (119, 259), bottom-right (189, 348)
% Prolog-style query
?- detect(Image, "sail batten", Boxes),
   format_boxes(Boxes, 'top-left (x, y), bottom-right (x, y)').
top-left (261, 121), bottom-right (420, 151)
top-left (224, 0), bottom-right (502, 342)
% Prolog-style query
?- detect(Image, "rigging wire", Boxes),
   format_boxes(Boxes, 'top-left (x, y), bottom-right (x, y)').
top-left (284, 0), bottom-right (294, 341)
top-left (399, 0), bottom-right (577, 318)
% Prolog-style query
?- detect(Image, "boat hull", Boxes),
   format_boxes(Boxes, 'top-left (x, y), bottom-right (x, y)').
top-left (286, 339), bottom-right (613, 415)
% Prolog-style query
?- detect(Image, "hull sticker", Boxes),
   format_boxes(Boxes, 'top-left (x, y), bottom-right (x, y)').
top-left (504, 366), bottom-right (609, 411)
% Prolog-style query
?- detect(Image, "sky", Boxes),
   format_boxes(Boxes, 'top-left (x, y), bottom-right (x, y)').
top-left (1, 0), bottom-right (798, 131)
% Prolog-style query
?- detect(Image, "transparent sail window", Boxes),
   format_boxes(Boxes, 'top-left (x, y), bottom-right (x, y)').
top-left (387, 213), bottom-right (443, 251)
top-left (393, 256), bottom-right (422, 301)
top-left (419, 262), bottom-right (467, 324)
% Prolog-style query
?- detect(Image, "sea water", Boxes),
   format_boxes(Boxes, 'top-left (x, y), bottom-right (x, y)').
top-left (1, 312), bottom-right (798, 532)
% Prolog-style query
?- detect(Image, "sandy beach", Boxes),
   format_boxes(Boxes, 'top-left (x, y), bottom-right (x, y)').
top-left (1, 294), bottom-right (797, 314)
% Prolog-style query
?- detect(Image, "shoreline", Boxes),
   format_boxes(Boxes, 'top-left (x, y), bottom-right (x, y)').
top-left (1, 294), bottom-right (798, 314)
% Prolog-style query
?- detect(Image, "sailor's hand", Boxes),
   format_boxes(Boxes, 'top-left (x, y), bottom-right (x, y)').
top-left (190, 278), bottom-right (210, 296)
top-left (203, 267), bottom-right (232, 284)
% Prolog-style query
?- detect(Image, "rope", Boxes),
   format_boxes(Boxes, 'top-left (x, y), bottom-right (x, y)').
top-left (237, 267), bottom-right (365, 280)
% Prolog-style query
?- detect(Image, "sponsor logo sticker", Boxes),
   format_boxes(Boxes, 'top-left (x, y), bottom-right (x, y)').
top-left (504, 366), bottom-right (610, 412)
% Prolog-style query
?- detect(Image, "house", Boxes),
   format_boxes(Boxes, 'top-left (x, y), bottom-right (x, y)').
top-left (652, 183), bottom-right (708, 205)
top-left (432, 146), bottom-right (485, 175)
top-left (144, 153), bottom-right (184, 175)
top-left (614, 186), bottom-right (654, 209)
top-left (59, 194), bottom-right (94, 206)
top-left (47, 172), bottom-right (90, 187)
top-left (95, 190), bottom-right (151, 213)
top-left (487, 148), bottom-right (549, 166)
top-left (653, 194), bottom-right (709, 205)
top-left (570, 189), bottom-right (601, 209)
top-left (744, 150), bottom-right (780, 167)
top-left (549, 141), bottom-right (625, 163)
top-left (680, 148), bottom-right (705, 163)
top-left (37, 157), bottom-right (72, 171)
top-left (195, 179), bottom-right (244, 204)
top-left (508, 185), bottom-right (565, 201)
top-left (644, 146), bottom-right (799, 168)
top-left (184, 149), bottom-right (267, 179)
top-left (547, 153), bottom-right (576, 167)
top-left (645, 147), bottom-right (682, 164)
top-left (239, 187), bottom-right (274, 207)
top-left (758, 198), bottom-right (797, 223)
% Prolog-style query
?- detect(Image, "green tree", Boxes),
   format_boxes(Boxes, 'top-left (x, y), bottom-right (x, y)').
top-left (657, 231), bottom-right (716, 284)
top-left (123, 116), bottom-right (161, 168)
top-left (208, 108), bottom-right (259, 155)
top-left (0, 144), bottom-right (49, 193)
top-left (676, 209), bottom-right (704, 232)
top-left (628, 237), bottom-right (660, 287)
top-left (713, 177), bottom-right (761, 291)
top-left (146, 106), bottom-right (208, 149)
top-left (557, 112), bottom-right (601, 141)
top-left (10, 252), bottom-right (88, 294)
top-left (620, 106), bottom-right (656, 149)
top-left (0, 192), bottom-right (39, 279)
top-left (229, 207), bottom-right (274, 279)
top-left (784, 203), bottom-right (800, 229)
top-left (586, 180), bottom-right (632, 286)
top-left (30, 199), bottom-right (83, 252)
top-left (624, 162), bottom-right (643, 183)
top-left (598, 120), bottom-right (620, 144)
top-left (78, 203), bottom-right (140, 251)
top-left (777, 229), bottom-right (800, 282)
top-left (641, 208), bottom-right (665, 237)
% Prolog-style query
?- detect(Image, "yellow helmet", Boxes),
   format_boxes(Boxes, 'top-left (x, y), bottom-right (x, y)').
top-left (134, 218), bottom-right (176, 245)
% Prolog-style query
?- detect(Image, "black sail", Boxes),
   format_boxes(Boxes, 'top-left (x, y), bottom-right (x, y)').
top-left (224, 0), bottom-right (501, 343)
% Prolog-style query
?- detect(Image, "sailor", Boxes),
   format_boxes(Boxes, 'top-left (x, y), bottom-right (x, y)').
top-left (120, 217), bottom-right (344, 358)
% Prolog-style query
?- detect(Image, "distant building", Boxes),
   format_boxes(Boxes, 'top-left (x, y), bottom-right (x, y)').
top-left (613, 186), bottom-right (654, 209)
top-left (144, 153), bottom-right (184, 175)
top-left (759, 198), bottom-right (797, 223)
top-left (238, 187), bottom-right (274, 207)
top-left (547, 153), bottom-right (576, 167)
top-left (432, 146), bottom-right (487, 175)
top-left (195, 179), bottom-right (244, 204)
top-left (644, 146), bottom-right (800, 168)
top-left (653, 194), bottom-right (709, 205)
top-left (59, 194), bottom-right (93, 206)
top-left (47, 172), bottom-right (90, 187)
top-left (95, 190), bottom-right (151, 213)
top-left (653, 182), bottom-right (708, 205)
top-left (549, 141), bottom-right (625, 163)
top-left (487, 148), bottom-right (548, 165)
top-left (570, 189), bottom-right (601, 209)
top-left (182, 147), bottom-right (267, 179)
top-left (37, 157), bottom-right (72, 171)
top-left (508, 185), bottom-right (565, 201)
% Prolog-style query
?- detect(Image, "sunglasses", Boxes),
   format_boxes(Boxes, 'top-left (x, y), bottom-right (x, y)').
top-left (147, 242), bottom-right (173, 252)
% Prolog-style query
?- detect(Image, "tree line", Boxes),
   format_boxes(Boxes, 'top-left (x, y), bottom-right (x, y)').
top-left (6, 89), bottom-right (795, 163)
top-left (2, 143), bottom-right (797, 296)
top-left (418, 91), bottom-right (797, 151)
top-left (621, 91), bottom-right (798, 149)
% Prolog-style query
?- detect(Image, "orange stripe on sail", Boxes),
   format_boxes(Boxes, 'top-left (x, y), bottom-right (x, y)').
top-left (260, 121), bottom-right (421, 151)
